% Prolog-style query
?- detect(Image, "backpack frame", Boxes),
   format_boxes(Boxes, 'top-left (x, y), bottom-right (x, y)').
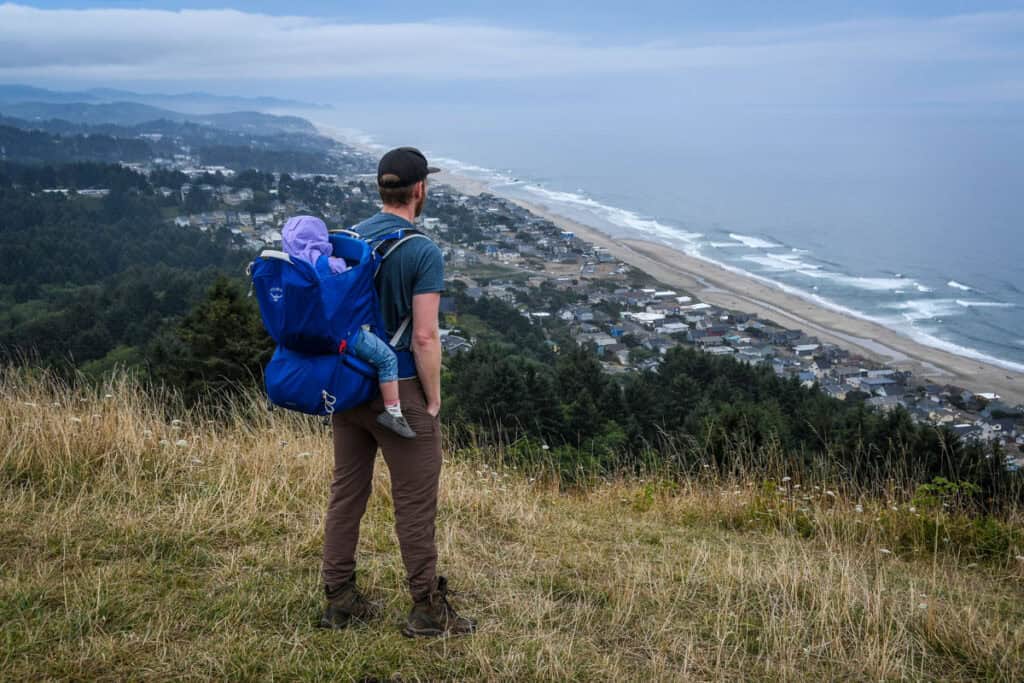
top-left (249, 227), bottom-right (431, 416)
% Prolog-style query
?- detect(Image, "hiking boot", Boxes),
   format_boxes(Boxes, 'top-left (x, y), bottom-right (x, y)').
top-left (319, 576), bottom-right (380, 629)
top-left (376, 411), bottom-right (417, 439)
top-left (402, 576), bottom-right (476, 638)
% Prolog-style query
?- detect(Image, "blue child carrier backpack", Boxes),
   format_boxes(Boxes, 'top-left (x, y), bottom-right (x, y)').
top-left (249, 227), bottom-right (430, 416)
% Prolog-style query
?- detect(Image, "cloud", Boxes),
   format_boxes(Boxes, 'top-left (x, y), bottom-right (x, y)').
top-left (0, 2), bottom-right (1022, 100)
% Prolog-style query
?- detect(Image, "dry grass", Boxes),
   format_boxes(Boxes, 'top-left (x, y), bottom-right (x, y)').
top-left (2, 368), bottom-right (1023, 681)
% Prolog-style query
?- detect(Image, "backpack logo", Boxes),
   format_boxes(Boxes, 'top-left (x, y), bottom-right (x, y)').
top-left (269, 286), bottom-right (284, 302)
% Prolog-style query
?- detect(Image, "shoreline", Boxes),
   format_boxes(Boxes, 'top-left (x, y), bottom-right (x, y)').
top-left (436, 173), bottom-right (1024, 405)
top-left (317, 124), bottom-right (1024, 404)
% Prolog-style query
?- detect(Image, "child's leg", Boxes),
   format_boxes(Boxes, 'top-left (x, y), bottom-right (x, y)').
top-left (380, 380), bottom-right (400, 405)
top-left (349, 330), bottom-right (402, 413)
top-left (348, 331), bottom-right (413, 438)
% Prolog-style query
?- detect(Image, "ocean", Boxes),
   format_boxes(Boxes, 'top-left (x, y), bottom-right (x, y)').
top-left (313, 105), bottom-right (1024, 374)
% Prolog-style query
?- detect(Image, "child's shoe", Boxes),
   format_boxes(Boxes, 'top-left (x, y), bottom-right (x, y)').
top-left (377, 411), bottom-right (417, 439)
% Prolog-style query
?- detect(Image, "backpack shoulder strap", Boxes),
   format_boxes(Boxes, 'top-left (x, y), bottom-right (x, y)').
top-left (390, 316), bottom-right (412, 346)
top-left (372, 230), bottom-right (433, 278)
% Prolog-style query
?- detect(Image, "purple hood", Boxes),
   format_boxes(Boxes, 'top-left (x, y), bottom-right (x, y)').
top-left (281, 215), bottom-right (348, 274)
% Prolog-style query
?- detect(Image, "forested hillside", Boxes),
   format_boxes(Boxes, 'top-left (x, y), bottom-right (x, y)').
top-left (0, 163), bottom-right (256, 374)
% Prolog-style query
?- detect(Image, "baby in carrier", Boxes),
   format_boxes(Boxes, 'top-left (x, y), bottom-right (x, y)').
top-left (281, 216), bottom-right (416, 439)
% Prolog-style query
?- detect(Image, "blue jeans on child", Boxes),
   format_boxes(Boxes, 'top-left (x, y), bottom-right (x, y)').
top-left (350, 329), bottom-right (399, 384)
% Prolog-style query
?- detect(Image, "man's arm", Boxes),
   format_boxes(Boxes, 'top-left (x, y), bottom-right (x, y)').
top-left (411, 292), bottom-right (442, 416)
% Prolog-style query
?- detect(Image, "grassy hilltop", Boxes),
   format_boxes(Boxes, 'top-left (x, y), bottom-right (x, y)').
top-left (2, 368), bottom-right (1024, 681)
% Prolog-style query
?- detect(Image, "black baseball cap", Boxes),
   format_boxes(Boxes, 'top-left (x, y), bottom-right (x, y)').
top-left (377, 147), bottom-right (440, 188)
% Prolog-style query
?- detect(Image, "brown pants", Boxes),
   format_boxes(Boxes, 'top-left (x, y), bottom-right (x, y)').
top-left (322, 378), bottom-right (442, 601)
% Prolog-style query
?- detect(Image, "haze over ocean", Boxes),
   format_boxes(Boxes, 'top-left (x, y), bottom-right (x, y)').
top-left (317, 99), bottom-right (1024, 372)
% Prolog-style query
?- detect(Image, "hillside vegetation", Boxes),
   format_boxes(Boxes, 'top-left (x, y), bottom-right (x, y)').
top-left (2, 368), bottom-right (1023, 681)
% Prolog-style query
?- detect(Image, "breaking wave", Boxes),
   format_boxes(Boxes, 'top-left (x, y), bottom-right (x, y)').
top-left (728, 233), bottom-right (782, 249)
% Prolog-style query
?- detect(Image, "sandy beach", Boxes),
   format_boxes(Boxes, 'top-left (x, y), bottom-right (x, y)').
top-left (317, 125), bottom-right (1024, 405)
top-left (434, 172), bottom-right (1024, 405)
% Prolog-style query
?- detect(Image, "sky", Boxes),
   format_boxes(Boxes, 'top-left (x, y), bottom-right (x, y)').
top-left (1, 1), bottom-right (1022, 269)
top-left (1, 1), bottom-right (1022, 106)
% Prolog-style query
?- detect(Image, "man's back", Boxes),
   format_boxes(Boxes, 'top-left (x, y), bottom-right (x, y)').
top-left (352, 212), bottom-right (444, 355)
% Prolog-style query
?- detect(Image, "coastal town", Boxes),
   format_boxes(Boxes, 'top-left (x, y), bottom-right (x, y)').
top-left (53, 144), bottom-right (1024, 467)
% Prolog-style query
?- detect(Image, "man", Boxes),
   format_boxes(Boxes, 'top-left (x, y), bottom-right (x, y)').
top-left (319, 147), bottom-right (475, 638)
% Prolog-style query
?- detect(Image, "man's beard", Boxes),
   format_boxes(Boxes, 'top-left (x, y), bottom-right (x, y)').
top-left (414, 194), bottom-right (425, 218)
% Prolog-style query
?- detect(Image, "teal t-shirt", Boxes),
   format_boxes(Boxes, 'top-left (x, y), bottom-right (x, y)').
top-left (352, 212), bottom-right (444, 354)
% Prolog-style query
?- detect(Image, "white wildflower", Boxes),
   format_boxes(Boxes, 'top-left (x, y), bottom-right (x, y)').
top-left (22, 401), bottom-right (38, 407)
top-left (782, 476), bottom-right (791, 482)
top-left (70, 416), bottom-right (83, 423)
top-left (793, 484), bottom-right (801, 490)
top-left (854, 504), bottom-right (863, 513)
top-left (51, 402), bottom-right (61, 407)
top-left (104, 393), bottom-right (113, 399)
top-left (909, 506), bottom-right (917, 513)
top-left (159, 439), bottom-right (169, 446)
top-left (1015, 555), bottom-right (1024, 562)
top-left (918, 603), bottom-right (928, 610)
top-left (142, 429), bottom-right (153, 437)
top-left (296, 451), bottom-right (313, 458)
top-left (171, 419), bottom-right (182, 426)
top-left (878, 548), bottom-right (892, 555)
top-left (174, 439), bottom-right (188, 448)
top-left (541, 444), bottom-right (550, 451)
top-left (190, 458), bottom-right (203, 465)
top-left (825, 490), bottom-right (836, 498)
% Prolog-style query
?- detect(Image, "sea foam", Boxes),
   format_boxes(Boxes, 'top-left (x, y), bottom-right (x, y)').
top-left (728, 233), bottom-right (782, 249)
top-left (955, 300), bottom-right (1015, 308)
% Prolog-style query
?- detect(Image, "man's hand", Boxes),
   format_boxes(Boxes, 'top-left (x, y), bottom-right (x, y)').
top-left (426, 400), bottom-right (441, 418)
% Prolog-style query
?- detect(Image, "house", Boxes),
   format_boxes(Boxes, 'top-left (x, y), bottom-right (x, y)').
top-left (603, 343), bottom-right (630, 365)
top-left (656, 322), bottom-right (689, 336)
top-left (821, 383), bottom-right (847, 400)
top-left (793, 343), bottom-right (820, 357)
top-left (644, 337), bottom-right (677, 356)
top-left (867, 395), bottom-right (904, 412)
top-left (442, 334), bottom-right (472, 355)
top-left (833, 366), bottom-right (864, 382)
top-left (624, 311), bottom-right (666, 329)
top-left (691, 333), bottom-right (724, 347)
top-left (578, 333), bottom-right (617, 355)
top-left (859, 376), bottom-right (896, 395)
